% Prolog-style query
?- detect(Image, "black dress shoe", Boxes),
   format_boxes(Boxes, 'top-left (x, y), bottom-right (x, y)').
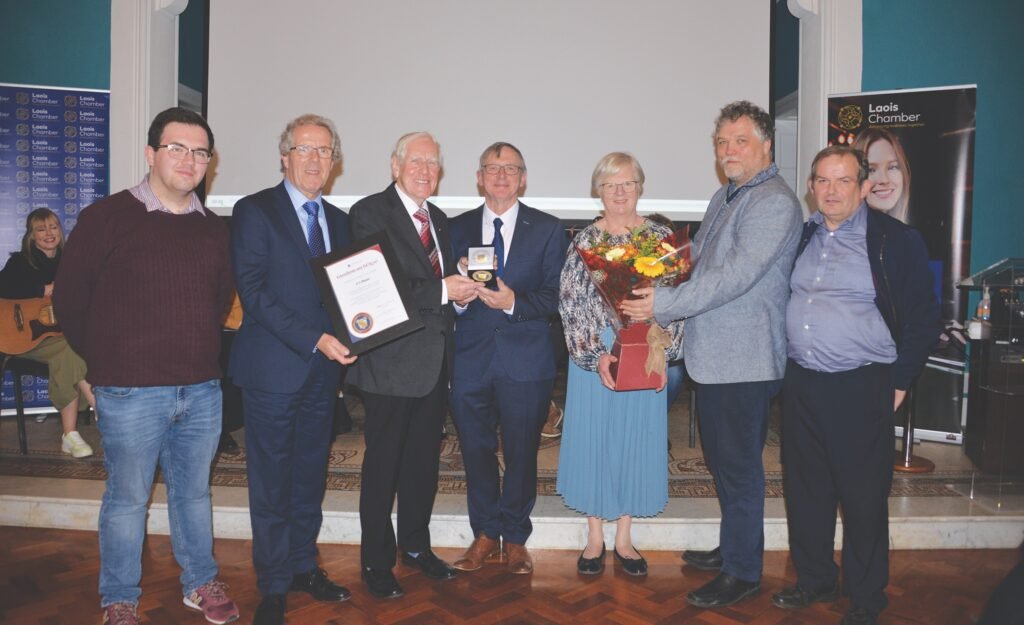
top-left (290, 567), bottom-right (350, 602)
top-left (841, 606), bottom-right (877, 625)
top-left (771, 582), bottom-right (839, 609)
top-left (613, 547), bottom-right (648, 577)
top-left (401, 550), bottom-right (457, 580)
top-left (253, 594), bottom-right (286, 625)
top-left (361, 567), bottom-right (404, 599)
top-left (682, 546), bottom-right (722, 571)
top-left (686, 572), bottom-right (760, 608)
top-left (576, 544), bottom-right (606, 575)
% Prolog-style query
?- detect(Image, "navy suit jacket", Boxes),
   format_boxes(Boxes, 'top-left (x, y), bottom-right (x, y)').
top-left (346, 183), bottom-right (457, 398)
top-left (229, 182), bottom-right (349, 393)
top-left (448, 203), bottom-right (566, 382)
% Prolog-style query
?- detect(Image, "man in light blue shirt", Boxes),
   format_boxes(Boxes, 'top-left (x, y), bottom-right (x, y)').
top-left (774, 145), bottom-right (938, 625)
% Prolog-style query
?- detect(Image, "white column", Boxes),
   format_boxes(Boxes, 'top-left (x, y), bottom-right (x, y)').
top-left (109, 0), bottom-right (188, 192)
top-left (788, 0), bottom-right (862, 212)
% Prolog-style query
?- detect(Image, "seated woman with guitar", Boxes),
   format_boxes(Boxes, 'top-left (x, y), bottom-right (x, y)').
top-left (0, 208), bottom-right (95, 458)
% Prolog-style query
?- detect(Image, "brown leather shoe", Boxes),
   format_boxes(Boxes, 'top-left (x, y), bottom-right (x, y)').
top-left (541, 401), bottom-right (563, 438)
top-left (507, 542), bottom-right (533, 574)
top-left (453, 535), bottom-right (501, 571)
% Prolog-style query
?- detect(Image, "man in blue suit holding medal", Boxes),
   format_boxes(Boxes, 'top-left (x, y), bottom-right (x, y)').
top-left (448, 142), bottom-right (567, 575)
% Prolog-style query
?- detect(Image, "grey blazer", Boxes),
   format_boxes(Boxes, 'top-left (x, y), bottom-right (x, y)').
top-left (653, 164), bottom-right (802, 384)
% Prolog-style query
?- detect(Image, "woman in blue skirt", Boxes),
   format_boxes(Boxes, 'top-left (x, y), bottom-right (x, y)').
top-left (557, 152), bottom-right (683, 576)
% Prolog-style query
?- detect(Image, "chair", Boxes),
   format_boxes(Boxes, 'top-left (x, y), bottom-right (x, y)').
top-left (0, 354), bottom-right (51, 455)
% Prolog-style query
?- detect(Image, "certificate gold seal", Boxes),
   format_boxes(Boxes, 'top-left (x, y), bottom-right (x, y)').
top-left (351, 312), bottom-right (374, 334)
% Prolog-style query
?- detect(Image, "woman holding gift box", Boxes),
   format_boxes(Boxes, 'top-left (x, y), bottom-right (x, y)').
top-left (556, 152), bottom-right (684, 577)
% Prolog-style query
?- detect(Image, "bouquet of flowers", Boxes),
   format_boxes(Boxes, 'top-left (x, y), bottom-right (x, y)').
top-left (577, 226), bottom-right (692, 390)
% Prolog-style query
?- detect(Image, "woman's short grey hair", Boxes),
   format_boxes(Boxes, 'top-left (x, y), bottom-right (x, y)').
top-left (391, 131), bottom-right (443, 168)
top-left (278, 113), bottom-right (342, 172)
top-left (590, 151), bottom-right (645, 197)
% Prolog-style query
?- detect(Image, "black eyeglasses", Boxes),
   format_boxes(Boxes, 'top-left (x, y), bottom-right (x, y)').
top-left (482, 164), bottom-right (524, 176)
top-left (155, 143), bottom-right (212, 164)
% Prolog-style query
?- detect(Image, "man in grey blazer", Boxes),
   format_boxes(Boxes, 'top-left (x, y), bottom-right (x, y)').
top-left (623, 100), bottom-right (802, 609)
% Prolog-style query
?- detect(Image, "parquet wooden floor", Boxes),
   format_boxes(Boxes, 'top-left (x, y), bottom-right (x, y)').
top-left (1, 526), bottom-right (1018, 625)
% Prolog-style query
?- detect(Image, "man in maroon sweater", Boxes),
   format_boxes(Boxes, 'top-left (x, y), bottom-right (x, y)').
top-left (54, 108), bottom-right (239, 625)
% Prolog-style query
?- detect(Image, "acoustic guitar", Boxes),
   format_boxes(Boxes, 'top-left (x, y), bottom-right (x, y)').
top-left (0, 293), bottom-right (246, 354)
top-left (0, 296), bottom-right (61, 355)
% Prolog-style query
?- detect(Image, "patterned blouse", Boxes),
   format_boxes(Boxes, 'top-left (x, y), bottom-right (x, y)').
top-left (558, 219), bottom-right (684, 371)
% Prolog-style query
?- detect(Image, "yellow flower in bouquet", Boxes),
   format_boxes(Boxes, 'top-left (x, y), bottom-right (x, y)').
top-left (633, 256), bottom-right (665, 278)
top-left (578, 225), bottom-right (692, 328)
top-left (587, 227), bottom-right (690, 286)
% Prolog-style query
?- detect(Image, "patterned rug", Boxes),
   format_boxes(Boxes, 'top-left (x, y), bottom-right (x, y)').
top-left (0, 391), bottom-right (976, 499)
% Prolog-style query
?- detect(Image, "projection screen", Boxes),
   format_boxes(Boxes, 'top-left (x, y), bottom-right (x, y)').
top-left (206, 0), bottom-right (769, 219)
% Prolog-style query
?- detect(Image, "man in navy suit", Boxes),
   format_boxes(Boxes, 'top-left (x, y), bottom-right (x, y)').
top-left (230, 114), bottom-right (357, 625)
top-left (347, 132), bottom-right (478, 599)
top-left (447, 143), bottom-right (566, 574)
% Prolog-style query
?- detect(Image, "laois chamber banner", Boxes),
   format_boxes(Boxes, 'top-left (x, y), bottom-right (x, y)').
top-left (827, 85), bottom-right (976, 326)
top-left (0, 83), bottom-right (110, 412)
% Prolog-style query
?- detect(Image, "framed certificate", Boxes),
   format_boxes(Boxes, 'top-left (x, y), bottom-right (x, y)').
top-left (311, 231), bottom-right (424, 355)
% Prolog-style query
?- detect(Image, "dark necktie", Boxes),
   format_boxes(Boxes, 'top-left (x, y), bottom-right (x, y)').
top-left (492, 217), bottom-right (505, 278)
top-left (302, 201), bottom-right (326, 258)
top-left (414, 206), bottom-right (441, 277)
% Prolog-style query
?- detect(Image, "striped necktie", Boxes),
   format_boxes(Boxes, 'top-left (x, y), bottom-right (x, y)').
top-left (413, 206), bottom-right (441, 277)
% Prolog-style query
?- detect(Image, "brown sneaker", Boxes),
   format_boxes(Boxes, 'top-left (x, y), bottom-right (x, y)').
top-left (102, 603), bottom-right (140, 625)
top-left (452, 535), bottom-right (502, 571)
top-left (507, 543), bottom-right (534, 575)
top-left (541, 401), bottom-right (563, 438)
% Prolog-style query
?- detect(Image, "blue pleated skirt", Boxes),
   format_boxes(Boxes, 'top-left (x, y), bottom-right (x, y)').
top-left (556, 328), bottom-right (669, 520)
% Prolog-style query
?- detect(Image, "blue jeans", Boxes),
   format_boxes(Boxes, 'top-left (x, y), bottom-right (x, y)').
top-left (96, 380), bottom-right (222, 607)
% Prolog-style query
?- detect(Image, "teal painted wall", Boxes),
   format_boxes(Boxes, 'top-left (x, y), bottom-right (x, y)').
top-left (772, 1), bottom-right (800, 101)
top-left (862, 0), bottom-right (1024, 271)
top-left (178, 0), bottom-right (206, 93)
top-left (0, 0), bottom-right (111, 89)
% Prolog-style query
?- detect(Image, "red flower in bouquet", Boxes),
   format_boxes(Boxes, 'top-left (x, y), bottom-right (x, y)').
top-left (577, 226), bottom-right (692, 328)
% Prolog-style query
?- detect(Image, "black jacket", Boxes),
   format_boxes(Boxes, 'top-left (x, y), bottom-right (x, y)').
top-left (0, 248), bottom-right (58, 299)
